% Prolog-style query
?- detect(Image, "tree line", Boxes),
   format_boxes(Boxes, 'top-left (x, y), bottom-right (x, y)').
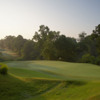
top-left (0, 24), bottom-right (100, 65)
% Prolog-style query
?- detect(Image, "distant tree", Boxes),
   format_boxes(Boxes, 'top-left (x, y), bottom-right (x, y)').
top-left (33, 25), bottom-right (60, 59)
top-left (77, 35), bottom-right (97, 60)
top-left (0, 24), bottom-right (100, 65)
top-left (80, 53), bottom-right (95, 63)
top-left (55, 35), bottom-right (77, 62)
top-left (13, 35), bottom-right (27, 55)
top-left (77, 24), bottom-right (100, 64)
top-left (42, 40), bottom-right (57, 60)
top-left (33, 25), bottom-right (50, 42)
top-left (21, 40), bottom-right (35, 60)
top-left (92, 24), bottom-right (100, 36)
top-left (91, 24), bottom-right (100, 55)
top-left (78, 32), bottom-right (87, 42)
top-left (1, 36), bottom-right (15, 49)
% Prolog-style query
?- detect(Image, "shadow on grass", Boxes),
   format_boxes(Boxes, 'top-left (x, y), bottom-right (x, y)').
top-left (62, 80), bottom-right (87, 88)
top-left (88, 94), bottom-right (100, 100)
top-left (28, 95), bottom-right (47, 100)
top-left (0, 74), bottom-right (36, 100)
top-left (0, 74), bottom-right (59, 100)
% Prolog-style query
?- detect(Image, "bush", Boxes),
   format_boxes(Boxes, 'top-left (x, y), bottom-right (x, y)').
top-left (0, 63), bottom-right (8, 75)
top-left (95, 57), bottom-right (100, 65)
top-left (81, 54), bottom-right (95, 64)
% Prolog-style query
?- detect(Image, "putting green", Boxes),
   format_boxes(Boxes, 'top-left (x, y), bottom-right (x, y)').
top-left (6, 60), bottom-right (100, 80)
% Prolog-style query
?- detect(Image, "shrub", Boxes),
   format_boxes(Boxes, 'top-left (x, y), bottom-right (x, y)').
top-left (95, 57), bottom-right (100, 65)
top-left (81, 54), bottom-right (95, 64)
top-left (0, 63), bottom-right (8, 75)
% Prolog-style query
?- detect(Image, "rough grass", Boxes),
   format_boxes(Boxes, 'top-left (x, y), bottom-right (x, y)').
top-left (31, 81), bottom-right (100, 100)
top-left (1, 73), bottom-right (100, 100)
top-left (29, 81), bottom-right (100, 100)
top-left (0, 74), bottom-right (59, 100)
top-left (88, 94), bottom-right (100, 100)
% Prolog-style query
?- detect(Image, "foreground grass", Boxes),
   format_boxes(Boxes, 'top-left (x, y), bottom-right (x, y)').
top-left (0, 74), bottom-right (59, 100)
top-left (0, 60), bottom-right (100, 100)
top-left (30, 81), bottom-right (100, 100)
top-left (0, 74), bottom-right (100, 100)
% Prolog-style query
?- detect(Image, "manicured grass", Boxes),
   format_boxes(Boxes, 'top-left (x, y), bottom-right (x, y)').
top-left (6, 60), bottom-right (100, 80)
top-left (9, 67), bottom-right (59, 79)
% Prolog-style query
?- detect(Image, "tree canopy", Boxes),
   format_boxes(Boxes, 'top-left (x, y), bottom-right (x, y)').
top-left (0, 24), bottom-right (100, 65)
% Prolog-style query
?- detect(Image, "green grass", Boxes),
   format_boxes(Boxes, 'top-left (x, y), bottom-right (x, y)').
top-left (0, 74), bottom-right (100, 100)
top-left (6, 60), bottom-right (100, 80)
top-left (29, 81), bottom-right (100, 100)
top-left (0, 60), bottom-right (100, 100)
top-left (9, 67), bottom-right (59, 79)
top-left (0, 74), bottom-right (59, 100)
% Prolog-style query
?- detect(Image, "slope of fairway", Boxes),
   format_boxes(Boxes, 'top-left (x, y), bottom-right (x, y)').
top-left (6, 60), bottom-right (100, 80)
top-left (0, 74), bottom-right (100, 100)
top-left (0, 74), bottom-right (59, 100)
top-left (29, 81), bottom-right (100, 100)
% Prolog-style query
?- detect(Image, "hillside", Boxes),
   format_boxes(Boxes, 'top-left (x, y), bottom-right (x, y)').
top-left (1, 73), bottom-right (100, 100)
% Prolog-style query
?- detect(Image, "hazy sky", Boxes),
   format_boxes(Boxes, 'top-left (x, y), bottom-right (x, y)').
top-left (0, 0), bottom-right (100, 39)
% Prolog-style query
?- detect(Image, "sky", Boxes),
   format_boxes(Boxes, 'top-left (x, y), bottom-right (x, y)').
top-left (0, 0), bottom-right (100, 39)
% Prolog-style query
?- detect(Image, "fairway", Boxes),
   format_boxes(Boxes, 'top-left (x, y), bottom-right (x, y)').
top-left (6, 61), bottom-right (100, 80)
